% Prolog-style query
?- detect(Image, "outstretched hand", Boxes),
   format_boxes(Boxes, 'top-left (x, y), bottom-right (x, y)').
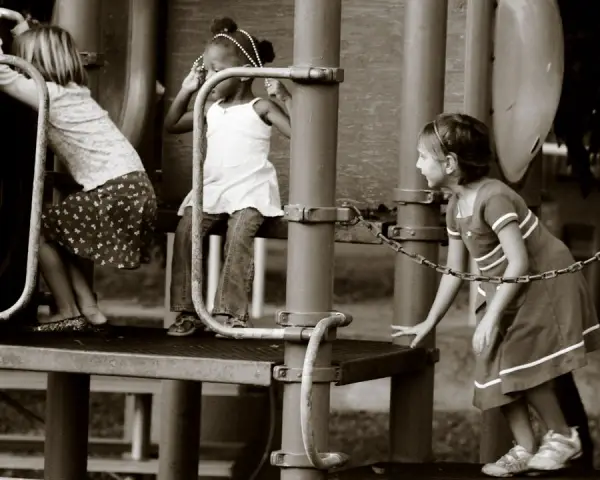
top-left (266, 79), bottom-right (291, 102)
top-left (391, 321), bottom-right (434, 348)
top-left (472, 314), bottom-right (499, 356)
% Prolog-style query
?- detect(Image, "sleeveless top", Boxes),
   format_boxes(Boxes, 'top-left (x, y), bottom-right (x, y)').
top-left (178, 98), bottom-right (283, 217)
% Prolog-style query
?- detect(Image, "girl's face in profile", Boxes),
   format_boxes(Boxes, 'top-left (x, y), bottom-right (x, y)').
top-left (416, 142), bottom-right (447, 188)
top-left (203, 43), bottom-right (244, 100)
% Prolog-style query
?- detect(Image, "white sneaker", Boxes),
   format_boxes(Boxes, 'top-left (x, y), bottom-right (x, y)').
top-left (527, 427), bottom-right (582, 472)
top-left (481, 445), bottom-right (534, 477)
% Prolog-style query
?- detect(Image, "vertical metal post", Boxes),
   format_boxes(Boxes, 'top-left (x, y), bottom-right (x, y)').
top-left (390, 0), bottom-right (447, 463)
top-left (279, 0), bottom-right (341, 479)
top-left (44, 373), bottom-right (90, 480)
top-left (158, 380), bottom-right (202, 480)
top-left (463, 0), bottom-right (514, 463)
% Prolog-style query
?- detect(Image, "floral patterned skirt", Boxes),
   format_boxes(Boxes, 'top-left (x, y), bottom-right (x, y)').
top-left (42, 171), bottom-right (157, 269)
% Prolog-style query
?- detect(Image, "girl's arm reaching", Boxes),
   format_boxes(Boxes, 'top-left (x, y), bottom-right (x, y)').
top-left (421, 236), bottom-right (468, 327)
top-left (481, 222), bottom-right (528, 319)
top-left (255, 99), bottom-right (291, 138)
top-left (164, 67), bottom-right (210, 134)
top-left (0, 16), bottom-right (41, 110)
top-left (391, 236), bottom-right (468, 347)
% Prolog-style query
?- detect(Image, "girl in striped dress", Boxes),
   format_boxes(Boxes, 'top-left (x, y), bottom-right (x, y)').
top-left (392, 113), bottom-right (600, 477)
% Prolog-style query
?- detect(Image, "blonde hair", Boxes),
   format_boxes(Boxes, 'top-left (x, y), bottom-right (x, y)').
top-left (12, 25), bottom-right (87, 86)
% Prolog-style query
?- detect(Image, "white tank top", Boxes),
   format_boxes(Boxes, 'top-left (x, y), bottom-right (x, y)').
top-left (178, 98), bottom-right (283, 217)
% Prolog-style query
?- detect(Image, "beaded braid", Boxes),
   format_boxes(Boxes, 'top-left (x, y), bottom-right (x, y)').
top-left (192, 27), bottom-right (271, 88)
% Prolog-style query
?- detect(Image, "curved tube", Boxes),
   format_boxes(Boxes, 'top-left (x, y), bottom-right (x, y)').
top-left (117, 0), bottom-right (158, 147)
top-left (191, 67), bottom-right (313, 339)
top-left (0, 55), bottom-right (49, 321)
top-left (301, 314), bottom-right (351, 469)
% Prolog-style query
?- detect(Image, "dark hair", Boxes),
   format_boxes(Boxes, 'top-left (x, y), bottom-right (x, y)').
top-left (209, 17), bottom-right (275, 66)
top-left (419, 113), bottom-right (493, 185)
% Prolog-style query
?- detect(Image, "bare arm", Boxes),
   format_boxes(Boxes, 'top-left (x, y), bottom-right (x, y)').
top-left (164, 67), bottom-right (211, 134)
top-left (0, 17), bottom-right (42, 110)
top-left (482, 222), bottom-right (528, 320)
top-left (423, 237), bottom-right (468, 328)
top-left (163, 88), bottom-right (196, 134)
top-left (264, 99), bottom-right (291, 138)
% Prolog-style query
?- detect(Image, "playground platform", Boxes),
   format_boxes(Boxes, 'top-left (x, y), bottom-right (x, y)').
top-left (0, 326), bottom-right (430, 386)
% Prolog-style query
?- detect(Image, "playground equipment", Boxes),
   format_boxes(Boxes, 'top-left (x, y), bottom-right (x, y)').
top-left (0, 1), bottom-right (598, 480)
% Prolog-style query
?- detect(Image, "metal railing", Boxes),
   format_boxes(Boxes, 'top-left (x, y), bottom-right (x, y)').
top-left (0, 55), bottom-right (49, 321)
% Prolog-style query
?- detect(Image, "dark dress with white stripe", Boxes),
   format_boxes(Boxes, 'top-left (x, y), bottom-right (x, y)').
top-left (446, 179), bottom-right (600, 410)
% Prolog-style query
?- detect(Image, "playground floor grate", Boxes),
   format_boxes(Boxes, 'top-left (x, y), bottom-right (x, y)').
top-left (0, 326), bottom-right (429, 386)
top-left (331, 463), bottom-right (598, 479)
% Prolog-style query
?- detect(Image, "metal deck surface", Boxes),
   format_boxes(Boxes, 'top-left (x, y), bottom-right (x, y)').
top-left (330, 463), bottom-right (598, 479)
top-left (0, 327), bottom-right (428, 386)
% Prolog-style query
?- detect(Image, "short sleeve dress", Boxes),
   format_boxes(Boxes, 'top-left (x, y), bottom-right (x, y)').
top-left (446, 179), bottom-right (600, 410)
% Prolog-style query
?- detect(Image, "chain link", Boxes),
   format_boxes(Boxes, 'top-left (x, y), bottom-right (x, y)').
top-left (346, 205), bottom-right (600, 284)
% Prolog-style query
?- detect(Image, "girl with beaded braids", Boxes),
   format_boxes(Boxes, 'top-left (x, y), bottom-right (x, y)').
top-left (164, 17), bottom-right (292, 336)
top-left (392, 113), bottom-right (600, 477)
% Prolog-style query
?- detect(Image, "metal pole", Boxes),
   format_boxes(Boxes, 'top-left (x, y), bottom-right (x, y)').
top-left (157, 380), bottom-right (202, 480)
top-left (463, 0), bottom-right (515, 463)
top-left (390, 0), bottom-right (447, 463)
top-left (279, 0), bottom-right (341, 479)
top-left (44, 373), bottom-right (90, 480)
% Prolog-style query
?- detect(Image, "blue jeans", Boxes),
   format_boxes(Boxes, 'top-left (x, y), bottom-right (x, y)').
top-left (170, 206), bottom-right (264, 321)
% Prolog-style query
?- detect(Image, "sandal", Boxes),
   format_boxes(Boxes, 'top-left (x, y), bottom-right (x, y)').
top-left (25, 315), bottom-right (94, 334)
top-left (215, 315), bottom-right (249, 338)
top-left (167, 313), bottom-right (213, 337)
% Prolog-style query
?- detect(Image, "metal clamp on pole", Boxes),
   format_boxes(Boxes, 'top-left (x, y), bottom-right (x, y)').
top-left (387, 225), bottom-right (448, 243)
top-left (288, 66), bottom-right (344, 84)
top-left (0, 55), bottom-right (49, 321)
top-left (393, 187), bottom-right (450, 205)
top-left (79, 52), bottom-right (105, 68)
top-left (284, 205), bottom-right (358, 225)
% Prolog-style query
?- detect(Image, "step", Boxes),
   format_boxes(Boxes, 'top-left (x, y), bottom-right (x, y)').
top-left (0, 371), bottom-right (240, 396)
top-left (0, 327), bottom-right (430, 386)
top-left (332, 463), bottom-right (597, 479)
top-left (0, 453), bottom-right (233, 477)
top-left (0, 434), bottom-right (242, 458)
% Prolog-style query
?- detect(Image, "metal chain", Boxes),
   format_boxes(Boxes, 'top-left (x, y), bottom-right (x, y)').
top-left (346, 205), bottom-right (600, 284)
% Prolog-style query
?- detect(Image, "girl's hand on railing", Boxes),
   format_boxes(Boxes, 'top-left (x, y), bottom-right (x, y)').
top-left (266, 79), bottom-right (291, 102)
top-left (0, 8), bottom-right (25, 24)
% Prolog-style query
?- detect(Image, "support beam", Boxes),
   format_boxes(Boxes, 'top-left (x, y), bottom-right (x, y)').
top-left (390, 0), bottom-right (448, 463)
top-left (279, 0), bottom-right (342, 479)
top-left (44, 372), bottom-right (90, 480)
top-left (157, 380), bottom-right (202, 480)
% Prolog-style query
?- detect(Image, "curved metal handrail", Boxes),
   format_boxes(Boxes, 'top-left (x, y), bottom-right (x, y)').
top-left (0, 55), bottom-right (49, 321)
top-left (191, 66), bottom-right (331, 340)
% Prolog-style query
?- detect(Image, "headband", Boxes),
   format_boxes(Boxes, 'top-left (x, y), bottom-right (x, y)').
top-left (192, 28), bottom-right (271, 87)
top-left (433, 120), bottom-right (447, 153)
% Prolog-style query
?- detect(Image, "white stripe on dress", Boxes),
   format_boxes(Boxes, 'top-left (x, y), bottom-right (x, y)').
top-left (474, 324), bottom-right (600, 389)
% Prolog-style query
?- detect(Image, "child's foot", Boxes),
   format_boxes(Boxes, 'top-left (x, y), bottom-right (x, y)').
top-left (79, 305), bottom-right (108, 326)
top-left (27, 315), bottom-right (92, 333)
top-left (167, 312), bottom-right (213, 337)
top-left (527, 428), bottom-right (581, 472)
top-left (481, 445), bottom-right (533, 477)
top-left (215, 314), bottom-right (249, 338)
